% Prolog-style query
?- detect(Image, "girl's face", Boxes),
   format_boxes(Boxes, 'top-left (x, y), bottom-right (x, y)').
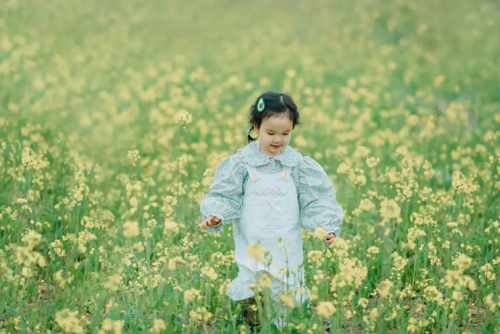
top-left (254, 114), bottom-right (294, 156)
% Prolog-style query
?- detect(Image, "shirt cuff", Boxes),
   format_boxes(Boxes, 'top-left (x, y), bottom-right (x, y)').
top-left (321, 225), bottom-right (341, 237)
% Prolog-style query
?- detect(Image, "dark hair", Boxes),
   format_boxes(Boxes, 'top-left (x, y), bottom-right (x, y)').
top-left (247, 91), bottom-right (302, 143)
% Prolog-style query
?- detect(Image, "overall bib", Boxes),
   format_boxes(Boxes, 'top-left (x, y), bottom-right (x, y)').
top-left (226, 163), bottom-right (310, 327)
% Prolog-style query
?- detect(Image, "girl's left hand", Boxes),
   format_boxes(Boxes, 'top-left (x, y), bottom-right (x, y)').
top-left (326, 232), bottom-right (336, 245)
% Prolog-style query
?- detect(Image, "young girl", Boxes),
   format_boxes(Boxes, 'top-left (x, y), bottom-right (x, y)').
top-left (199, 91), bottom-right (344, 329)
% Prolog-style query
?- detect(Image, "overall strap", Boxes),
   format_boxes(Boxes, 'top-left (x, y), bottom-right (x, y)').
top-left (245, 165), bottom-right (260, 181)
top-left (281, 166), bottom-right (292, 181)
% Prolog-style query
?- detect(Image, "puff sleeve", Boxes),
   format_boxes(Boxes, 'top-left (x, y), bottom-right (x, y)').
top-left (200, 156), bottom-right (244, 233)
top-left (297, 156), bottom-right (344, 236)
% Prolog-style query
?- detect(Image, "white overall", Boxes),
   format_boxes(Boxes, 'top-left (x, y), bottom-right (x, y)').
top-left (226, 163), bottom-right (310, 328)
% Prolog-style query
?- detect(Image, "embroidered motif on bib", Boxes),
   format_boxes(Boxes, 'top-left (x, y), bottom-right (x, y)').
top-left (250, 187), bottom-right (288, 198)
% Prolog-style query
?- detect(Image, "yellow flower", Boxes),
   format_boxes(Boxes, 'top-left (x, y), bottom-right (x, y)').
top-left (103, 274), bottom-right (121, 291)
top-left (355, 174), bottom-right (367, 186)
top-left (359, 199), bottom-right (375, 211)
top-left (100, 318), bottom-right (123, 334)
top-left (307, 250), bottom-right (323, 261)
top-left (201, 266), bottom-right (218, 280)
top-left (54, 270), bottom-right (74, 289)
top-left (357, 298), bottom-right (368, 308)
top-left (219, 282), bottom-right (228, 295)
top-left (248, 242), bottom-right (264, 261)
top-left (337, 162), bottom-right (351, 174)
top-left (484, 294), bottom-right (499, 312)
top-left (286, 68), bottom-right (297, 78)
top-left (164, 219), bottom-right (180, 234)
top-left (330, 257), bottom-right (367, 292)
top-left (184, 287), bottom-right (202, 304)
top-left (55, 309), bottom-right (83, 334)
top-left (354, 146), bottom-right (371, 158)
top-left (127, 149), bottom-right (140, 166)
top-left (294, 135), bottom-right (307, 147)
top-left (369, 307), bottom-right (379, 323)
top-left (189, 306), bottom-right (212, 323)
top-left (380, 198), bottom-right (401, 223)
top-left (168, 256), bottom-right (186, 270)
top-left (278, 291), bottom-right (296, 308)
top-left (129, 196), bottom-right (138, 207)
top-left (259, 272), bottom-right (272, 289)
top-left (150, 319), bottom-right (166, 333)
top-left (312, 227), bottom-right (327, 240)
top-left (21, 230), bottom-right (43, 248)
top-left (174, 109), bottom-right (193, 125)
top-left (452, 290), bottom-right (463, 301)
top-left (316, 301), bottom-right (336, 317)
top-left (434, 75), bottom-right (445, 87)
top-left (123, 221), bottom-right (139, 238)
top-left (376, 279), bottom-right (393, 298)
top-left (366, 157), bottom-right (379, 168)
top-left (452, 254), bottom-right (472, 272)
top-left (423, 286), bottom-right (444, 305)
top-left (310, 286), bottom-right (319, 300)
top-left (384, 309), bottom-right (397, 321)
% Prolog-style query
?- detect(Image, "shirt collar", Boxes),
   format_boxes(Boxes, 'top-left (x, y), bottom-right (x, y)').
top-left (237, 140), bottom-right (303, 167)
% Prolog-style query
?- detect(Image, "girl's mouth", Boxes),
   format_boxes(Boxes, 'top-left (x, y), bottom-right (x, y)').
top-left (271, 145), bottom-right (281, 148)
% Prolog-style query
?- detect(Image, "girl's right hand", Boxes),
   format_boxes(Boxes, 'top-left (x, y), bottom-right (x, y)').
top-left (199, 215), bottom-right (222, 231)
top-left (326, 232), bottom-right (336, 245)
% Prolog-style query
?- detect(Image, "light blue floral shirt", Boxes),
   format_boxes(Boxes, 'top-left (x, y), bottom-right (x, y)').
top-left (200, 140), bottom-right (344, 236)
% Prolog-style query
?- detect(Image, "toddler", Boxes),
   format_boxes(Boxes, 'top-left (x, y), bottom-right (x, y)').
top-left (199, 91), bottom-right (344, 329)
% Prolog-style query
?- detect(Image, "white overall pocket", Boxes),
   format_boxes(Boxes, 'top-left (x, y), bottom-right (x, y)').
top-left (251, 197), bottom-right (291, 230)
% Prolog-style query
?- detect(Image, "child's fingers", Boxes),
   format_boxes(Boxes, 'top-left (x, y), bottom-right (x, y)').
top-left (199, 220), bottom-right (207, 231)
top-left (209, 216), bottom-right (221, 226)
top-left (325, 233), bottom-right (336, 245)
top-left (199, 216), bottom-right (221, 231)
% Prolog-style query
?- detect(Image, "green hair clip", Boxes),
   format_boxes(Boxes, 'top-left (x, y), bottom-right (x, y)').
top-left (256, 97), bottom-right (266, 113)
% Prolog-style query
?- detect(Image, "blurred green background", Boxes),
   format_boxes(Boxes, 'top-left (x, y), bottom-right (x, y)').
top-left (2, 0), bottom-right (499, 163)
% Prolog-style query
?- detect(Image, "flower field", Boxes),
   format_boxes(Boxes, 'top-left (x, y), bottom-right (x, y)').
top-left (1, 0), bottom-right (500, 333)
